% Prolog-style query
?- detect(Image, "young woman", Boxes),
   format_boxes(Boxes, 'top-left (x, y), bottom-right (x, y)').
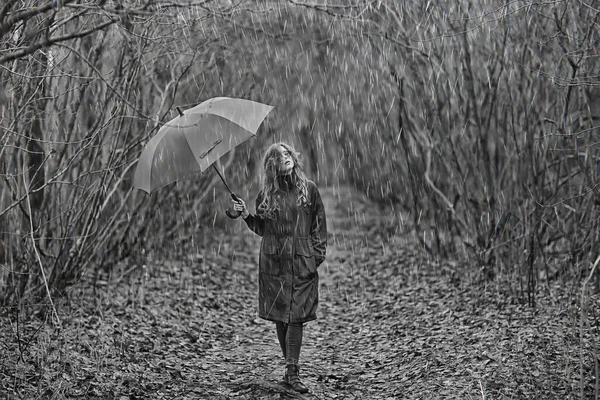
top-left (232, 142), bottom-right (327, 393)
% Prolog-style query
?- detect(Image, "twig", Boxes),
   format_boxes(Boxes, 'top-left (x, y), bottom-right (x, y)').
top-left (423, 145), bottom-right (469, 233)
top-left (23, 163), bottom-right (61, 328)
top-left (593, 345), bottom-right (600, 399)
top-left (110, 264), bottom-right (141, 285)
top-left (580, 254), bottom-right (600, 400)
top-left (17, 314), bottom-right (47, 364)
top-left (479, 379), bottom-right (486, 400)
top-left (15, 306), bottom-right (24, 363)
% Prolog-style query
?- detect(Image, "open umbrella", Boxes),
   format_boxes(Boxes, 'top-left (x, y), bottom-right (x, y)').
top-left (133, 97), bottom-right (274, 216)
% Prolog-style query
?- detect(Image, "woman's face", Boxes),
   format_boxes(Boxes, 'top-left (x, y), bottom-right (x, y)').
top-left (277, 145), bottom-right (294, 175)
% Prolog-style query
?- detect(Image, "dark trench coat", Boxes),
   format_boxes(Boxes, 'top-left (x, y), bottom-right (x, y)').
top-left (244, 179), bottom-right (327, 324)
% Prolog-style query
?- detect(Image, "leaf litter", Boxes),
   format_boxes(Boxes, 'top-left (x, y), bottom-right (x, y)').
top-left (1, 185), bottom-right (597, 399)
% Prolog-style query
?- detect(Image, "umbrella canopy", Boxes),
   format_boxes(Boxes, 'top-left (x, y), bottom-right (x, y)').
top-left (133, 97), bottom-right (274, 193)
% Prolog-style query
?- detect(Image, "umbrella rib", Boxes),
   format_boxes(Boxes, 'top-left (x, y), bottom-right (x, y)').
top-left (199, 139), bottom-right (222, 159)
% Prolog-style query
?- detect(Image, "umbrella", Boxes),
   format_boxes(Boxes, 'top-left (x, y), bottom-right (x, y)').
top-left (133, 97), bottom-right (274, 216)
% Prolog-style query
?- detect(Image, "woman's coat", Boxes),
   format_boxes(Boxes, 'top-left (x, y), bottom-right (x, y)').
top-left (244, 179), bottom-right (327, 324)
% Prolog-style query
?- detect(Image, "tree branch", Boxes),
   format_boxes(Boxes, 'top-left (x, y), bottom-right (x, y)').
top-left (0, 0), bottom-right (77, 39)
top-left (0, 19), bottom-right (115, 64)
top-left (0, 0), bottom-right (20, 24)
top-left (23, 161), bottom-right (61, 327)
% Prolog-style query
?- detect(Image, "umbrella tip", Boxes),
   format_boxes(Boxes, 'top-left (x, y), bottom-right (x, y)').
top-left (176, 107), bottom-right (184, 117)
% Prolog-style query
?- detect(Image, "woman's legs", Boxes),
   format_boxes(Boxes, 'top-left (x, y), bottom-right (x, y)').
top-left (275, 321), bottom-right (308, 393)
top-left (285, 322), bottom-right (303, 367)
top-left (275, 321), bottom-right (287, 359)
top-left (274, 321), bottom-right (304, 365)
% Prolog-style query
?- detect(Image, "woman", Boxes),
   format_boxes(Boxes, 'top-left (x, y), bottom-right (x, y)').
top-left (232, 142), bottom-right (327, 393)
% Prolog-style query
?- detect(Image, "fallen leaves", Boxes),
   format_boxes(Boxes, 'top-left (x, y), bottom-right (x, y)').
top-left (0, 186), bottom-right (598, 399)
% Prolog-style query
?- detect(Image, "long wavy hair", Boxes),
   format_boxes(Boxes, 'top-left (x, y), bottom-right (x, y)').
top-left (257, 142), bottom-right (309, 219)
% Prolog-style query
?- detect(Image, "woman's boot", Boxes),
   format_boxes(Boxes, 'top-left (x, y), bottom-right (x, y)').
top-left (282, 322), bottom-right (308, 392)
top-left (285, 364), bottom-right (308, 393)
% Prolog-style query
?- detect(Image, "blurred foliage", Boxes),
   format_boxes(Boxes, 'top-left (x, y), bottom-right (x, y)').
top-left (1, 0), bottom-right (600, 311)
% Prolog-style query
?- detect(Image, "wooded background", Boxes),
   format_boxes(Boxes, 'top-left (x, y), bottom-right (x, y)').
top-left (2, 0), bottom-right (600, 318)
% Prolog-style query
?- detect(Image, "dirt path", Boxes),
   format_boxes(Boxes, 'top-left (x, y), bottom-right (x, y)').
top-left (222, 184), bottom-right (425, 399)
top-left (1, 185), bottom-right (591, 399)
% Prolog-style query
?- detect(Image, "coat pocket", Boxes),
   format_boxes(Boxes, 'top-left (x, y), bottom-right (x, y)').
top-left (260, 236), bottom-right (281, 275)
top-left (295, 237), bottom-right (316, 277)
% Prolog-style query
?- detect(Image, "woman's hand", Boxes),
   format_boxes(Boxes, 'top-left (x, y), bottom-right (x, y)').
top-left (232, 197), bottom-right (249, 219)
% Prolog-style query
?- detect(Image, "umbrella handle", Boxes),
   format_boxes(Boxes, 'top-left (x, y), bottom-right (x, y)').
top-left (226, 209), bottom-right (241, 219)
top-left (226, 193), bottom-right (242, 219)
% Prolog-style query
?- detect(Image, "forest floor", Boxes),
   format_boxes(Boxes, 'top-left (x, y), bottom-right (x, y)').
top-left (1, 185), bottom-right (598, 399)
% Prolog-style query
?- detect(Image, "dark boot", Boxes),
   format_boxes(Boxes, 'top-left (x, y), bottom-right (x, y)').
top-left (284, 364), bottom-right (309, 393)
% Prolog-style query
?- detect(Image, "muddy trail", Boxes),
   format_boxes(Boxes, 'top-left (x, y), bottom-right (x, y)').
top-left (1, 185), bottom-right (593, 399)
